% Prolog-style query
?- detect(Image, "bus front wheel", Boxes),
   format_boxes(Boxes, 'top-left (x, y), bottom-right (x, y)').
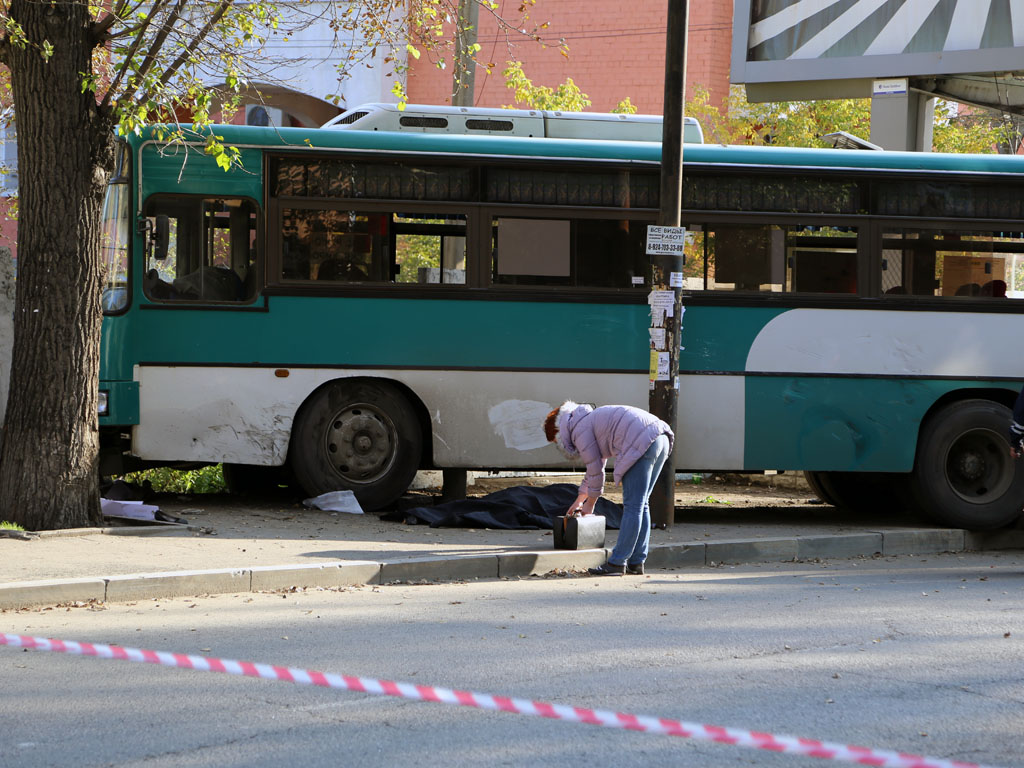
top-left (911, 399), bottom-right (1024, 530)
top-left (290, 380), bottom-right (422, 511)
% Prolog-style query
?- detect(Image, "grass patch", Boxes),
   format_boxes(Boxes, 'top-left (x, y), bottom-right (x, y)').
top-left (1, 520), bottom-right (25, 531)
top-left (118, 465), bottom-right (227, 494)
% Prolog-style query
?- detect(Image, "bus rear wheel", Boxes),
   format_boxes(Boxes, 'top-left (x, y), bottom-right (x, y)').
top-left (803, 471), bottom-right (839, 506)
top-left (289, 380), bottom-right (422, 511)
top-left (910, 399), bottom-right (1024, 530)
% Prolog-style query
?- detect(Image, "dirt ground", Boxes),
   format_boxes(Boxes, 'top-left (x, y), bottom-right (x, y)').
top-left (465, 471), bottom-right (817, 510)
top-left (103, 468), bottom-right (937, 534)
top-left (163, 470), bottom-right (833, 526)
top-left (152, 470), bottom-right (823, 517)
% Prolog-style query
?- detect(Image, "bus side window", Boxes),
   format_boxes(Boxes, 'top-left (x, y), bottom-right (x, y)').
top-left (680, 225), bottom-right (705, 290)
top-left (882, 228), bottom-right (1024, 300)
top-left (575, 219), bottom-right (648, 288)
top-left (143, 197), bottom-right (258, 303)
top-left (707, 225), bottom-right (783, 292)
top-left (393, 213), bottom-right (466, 284)
top-left (278, 208), bottom-right (467, 285)
top-left (786, 226), bottom-right (858, 294)
top-left (490, 216), bottom-right (650, 289)
top-left (492, 217), bottom-right (571, 287)
top-left (706, 224), bottom-right (858, 294)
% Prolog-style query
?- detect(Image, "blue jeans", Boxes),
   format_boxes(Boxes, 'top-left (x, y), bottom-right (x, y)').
top-left (609, 434), bottom-right (671, 566)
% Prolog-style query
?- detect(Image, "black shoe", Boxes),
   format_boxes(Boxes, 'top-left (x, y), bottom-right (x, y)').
top-left (588, 562), bottom-right (625, 576)
top-left (626, 563), bottom-right (644, 575)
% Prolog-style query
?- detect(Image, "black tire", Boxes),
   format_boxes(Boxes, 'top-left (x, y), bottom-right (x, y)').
top-left (222, 463), bottom-right (295, 496)
top-left (803, 471), bottom-right (839, 506)
top-left (289, 380), bottom-right (422, 511)
top-left (910, 399), bottom-right (1024, 530)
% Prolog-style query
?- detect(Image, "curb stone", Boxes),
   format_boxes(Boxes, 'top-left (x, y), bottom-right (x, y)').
top-left (497, 549), bottom-right (608, 578)
top-left (0, 578), bottom-right (106, 607)
top-left (796, 533), bottom-right (883, 560)
top-left (1, 527), bottom-right (1021, 610)
top-left (705, 537), bottom-right (798, 565)
top-left (250, 561), bottom-right (381, 591)
top-left (34, 526), bottom-right (198, 539)
top-left (379, 555), bottom-right (499, 584)
top-left (105, 569), bottom-right (250, 602)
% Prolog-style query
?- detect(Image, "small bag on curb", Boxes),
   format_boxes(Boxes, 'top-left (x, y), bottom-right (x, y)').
top-left (553, 512), bottom-right (606, 550)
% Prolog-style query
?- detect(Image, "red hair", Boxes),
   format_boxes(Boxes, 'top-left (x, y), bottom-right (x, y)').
top-left (543, 407), bottom-right (560, 443)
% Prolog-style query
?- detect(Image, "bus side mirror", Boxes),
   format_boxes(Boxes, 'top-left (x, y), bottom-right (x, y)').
top-left (153, 214), bottom-right (169, 260)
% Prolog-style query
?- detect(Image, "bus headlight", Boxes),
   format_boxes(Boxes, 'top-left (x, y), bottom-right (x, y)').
top-left (98, 390), bottom-right (109, 416)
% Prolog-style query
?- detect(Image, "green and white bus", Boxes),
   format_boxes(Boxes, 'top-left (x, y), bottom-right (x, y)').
top-left (100, 115), bottom-right (1024, 529)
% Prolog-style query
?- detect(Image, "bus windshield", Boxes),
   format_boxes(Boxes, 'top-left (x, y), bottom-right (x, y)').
top-left (101, 180), bottom-right (130, 313)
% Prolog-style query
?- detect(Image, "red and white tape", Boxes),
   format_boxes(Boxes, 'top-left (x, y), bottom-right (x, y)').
top-left (0, 632), bottom-right (1001, 768)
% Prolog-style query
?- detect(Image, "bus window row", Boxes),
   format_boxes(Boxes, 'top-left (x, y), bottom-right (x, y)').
top-left (131, 197), bottom-right (1024, 304)
top-left (681, 223), bottom-right (1024, 300)
top-left (273, 206), bottom-right (651, 291)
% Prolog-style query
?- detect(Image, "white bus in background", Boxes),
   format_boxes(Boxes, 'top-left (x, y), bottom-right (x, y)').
top-left (322, 102), bottom-right (705, 144)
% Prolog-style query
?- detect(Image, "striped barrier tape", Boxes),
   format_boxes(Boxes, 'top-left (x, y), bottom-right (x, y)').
top-left (0, 632), bottom-right (1002, 768)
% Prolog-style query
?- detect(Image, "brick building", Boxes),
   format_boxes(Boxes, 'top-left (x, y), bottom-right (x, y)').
top-left (407, 0), bottom-right (733, 113)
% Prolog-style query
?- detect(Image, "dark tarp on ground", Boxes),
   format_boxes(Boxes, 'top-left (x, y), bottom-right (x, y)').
top-left (387, 483), bottom-right (622, 530)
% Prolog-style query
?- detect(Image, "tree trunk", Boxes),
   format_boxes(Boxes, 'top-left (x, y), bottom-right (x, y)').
top-left (1, 1), bottom-right (113, 529)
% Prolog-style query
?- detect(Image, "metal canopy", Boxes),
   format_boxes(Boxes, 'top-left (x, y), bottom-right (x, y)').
top-left (914, 73), bottom-right (1024, 117)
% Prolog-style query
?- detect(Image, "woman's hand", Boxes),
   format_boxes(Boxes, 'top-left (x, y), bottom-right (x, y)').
top-left (569, 492), bottom-right (599, 516)
top-left (568, 491), bottom-right (589, 515)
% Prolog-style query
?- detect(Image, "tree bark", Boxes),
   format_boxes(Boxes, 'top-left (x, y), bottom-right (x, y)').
top-left (1, 1), bottom-right (114, 529)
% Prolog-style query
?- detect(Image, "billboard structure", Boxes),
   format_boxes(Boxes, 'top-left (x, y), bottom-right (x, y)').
top-left (731, 0), bottom-right (1024, 149)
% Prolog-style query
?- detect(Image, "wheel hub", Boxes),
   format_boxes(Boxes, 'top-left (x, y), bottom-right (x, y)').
top-left (955, 451), bottom-right (984, 482)
top-left (325, 405), bottom-right (396, 483)
top-left (945, 428), bottom-right (1011, 503)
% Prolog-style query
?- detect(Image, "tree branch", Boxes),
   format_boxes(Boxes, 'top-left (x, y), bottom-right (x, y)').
top-left (102, 18), bottom-right (159, 43)
top-left (98, 0), bottom-right (166, 111)
top-left (132, 0), bottom-right (187, 88)
top-left (93, 0), bottom-right (134, 40)
top-left (141, 0), bottom-right (232, 104)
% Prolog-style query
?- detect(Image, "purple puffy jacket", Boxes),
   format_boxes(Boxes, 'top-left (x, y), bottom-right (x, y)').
top-left (556, 402), bottom-right (674, 496)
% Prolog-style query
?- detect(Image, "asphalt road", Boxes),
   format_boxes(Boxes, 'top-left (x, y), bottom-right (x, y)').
top-left (2, 551), bottom-right (1021, 768)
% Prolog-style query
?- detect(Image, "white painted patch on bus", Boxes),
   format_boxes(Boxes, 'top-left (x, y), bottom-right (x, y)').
top-left (746, 309), bottom-right (1022, 377)
top-left (488, 399), bottom-right (553, 451)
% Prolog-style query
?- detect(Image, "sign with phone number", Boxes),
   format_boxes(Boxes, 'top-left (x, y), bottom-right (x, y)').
top-left (646, 225), bottom-right (688, 256)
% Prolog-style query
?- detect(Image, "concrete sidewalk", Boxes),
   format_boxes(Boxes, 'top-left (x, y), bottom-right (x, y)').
top-left (2, 480), bottom-right (1023, 610)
